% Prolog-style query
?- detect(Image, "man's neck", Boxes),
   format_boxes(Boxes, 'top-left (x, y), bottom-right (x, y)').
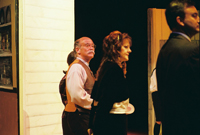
top-left (172, 28), bottom-right (195, 39)
top-left (172, 30), bottom-right (192, 42)
top-left (77, 56), bottom-right (90, 65)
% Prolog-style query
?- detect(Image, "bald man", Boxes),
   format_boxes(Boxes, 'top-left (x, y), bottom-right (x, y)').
top-left (62, 37), bottom-right (95, 135)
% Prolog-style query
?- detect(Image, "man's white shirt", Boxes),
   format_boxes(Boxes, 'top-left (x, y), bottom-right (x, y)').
top-left (66, 57), bottom-right (93, 109)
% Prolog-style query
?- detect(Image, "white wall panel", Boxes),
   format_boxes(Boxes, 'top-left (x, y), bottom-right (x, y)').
top-left (25, 17), bottom-right (73, 30)
top-left (20, 0), bottom-right (74, 134)
top-left (26, 114), bottom-right (62, 128)
top-left (26, 93), bottom-right (61, 105)
top-left (25, 39), bottom-right (72, 51)
top-left (25, 83), bottom-right (60, 94)
top-left (28, 124), bottom-right (62, 135)
top-left (25, 72), bottom-right (62, 83)
top-left (26, 103), bottom-right (63, 117)
top-left (25, 5), bottom-right (73, 20)
top-left (25, 0), bottom-right (73, 10)
top-left (25, 62), bottom-right (67, 72)
top-left (25, 28), bottom-right (70, 40)
top-left (24, 50), bottom-right (68, 61)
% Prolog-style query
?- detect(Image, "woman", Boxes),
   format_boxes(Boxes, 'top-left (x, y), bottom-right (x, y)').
top-left (61, 51), bottom-right (76, 135)
top-left (88, 31), bottom-right (134, 135)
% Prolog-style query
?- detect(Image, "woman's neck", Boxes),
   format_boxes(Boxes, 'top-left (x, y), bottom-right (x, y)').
top-left (115, 60), bottom-right (122, 68)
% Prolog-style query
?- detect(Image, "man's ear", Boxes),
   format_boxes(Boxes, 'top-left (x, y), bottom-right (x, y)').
top-left (176, 16), bottom-right (184, 26)
top-left (75, 47), bottom-right (80, 54)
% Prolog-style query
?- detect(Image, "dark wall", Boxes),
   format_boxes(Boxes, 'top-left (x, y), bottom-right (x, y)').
top-left (75, 0), bottom-right (199, 133)
top-left (0, 91), bottom-right (18, 135)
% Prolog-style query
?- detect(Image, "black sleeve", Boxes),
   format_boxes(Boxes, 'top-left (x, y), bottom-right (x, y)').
top-left (89, 101), bottom-right (96, 130)
top-left (152, 91), bottom-right (162, 121)
top-left (90, 63), bottom-right (129, 115)
top-left (106, 65), bottom-right (128, 102)
top-left (89, 81), bottom-right (99, 130)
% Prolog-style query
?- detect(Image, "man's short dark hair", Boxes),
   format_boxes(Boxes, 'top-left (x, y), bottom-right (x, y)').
top-left (165, 0), bottom-right (195, 30)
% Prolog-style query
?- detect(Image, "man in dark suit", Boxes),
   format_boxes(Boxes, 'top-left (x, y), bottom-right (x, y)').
top-left (156, 0), bottom-right (199, 135)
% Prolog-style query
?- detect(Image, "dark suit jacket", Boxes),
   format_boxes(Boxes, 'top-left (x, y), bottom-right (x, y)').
top-left (156, 33), bottom-right (200, 135)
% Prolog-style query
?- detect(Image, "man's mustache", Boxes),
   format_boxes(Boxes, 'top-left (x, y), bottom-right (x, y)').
top-left (88, 50), bottom-right (95, 54)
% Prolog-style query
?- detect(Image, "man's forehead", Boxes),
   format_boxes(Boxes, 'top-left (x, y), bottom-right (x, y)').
top-left (184, 6), bottom-right (198, 14)
top-left (81, 37), bottom-right (93, 44)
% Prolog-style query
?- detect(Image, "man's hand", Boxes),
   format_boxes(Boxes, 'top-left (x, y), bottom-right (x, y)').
top-left (156, 121), bottom-right (161, 125)
top-left (154, 122), bottom-right (161, 135)
top-left (87, 129), bottom-right (93, 135)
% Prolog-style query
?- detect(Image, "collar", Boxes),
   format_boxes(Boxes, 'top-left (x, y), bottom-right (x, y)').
top-left (172, 32), bottom-right (191, 42)
top-left (77, 57), bottom-right (90, 67)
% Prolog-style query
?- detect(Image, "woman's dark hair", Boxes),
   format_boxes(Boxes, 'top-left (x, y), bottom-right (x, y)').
top-left (67, 51), bottom-right (76, 66)
top-left (96, 30), bottom-right (132, 79)
top-left (63, 51), bottom-right (76, 74)
top-left (165, 0), bottom-right (195, 30)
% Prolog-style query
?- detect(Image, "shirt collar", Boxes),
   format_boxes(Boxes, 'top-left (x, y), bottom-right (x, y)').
top-left (172, 32), bottom-right (191, 42)
top-left (77, 57), bottom-right (89, 67)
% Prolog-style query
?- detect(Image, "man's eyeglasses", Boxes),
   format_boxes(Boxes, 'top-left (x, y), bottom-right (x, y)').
top-left (82, 43), bottom-right (96, 48)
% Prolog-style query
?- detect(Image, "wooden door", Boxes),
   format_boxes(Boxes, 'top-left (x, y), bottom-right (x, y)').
top-left (147, 8), bottom-right (171, 135)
